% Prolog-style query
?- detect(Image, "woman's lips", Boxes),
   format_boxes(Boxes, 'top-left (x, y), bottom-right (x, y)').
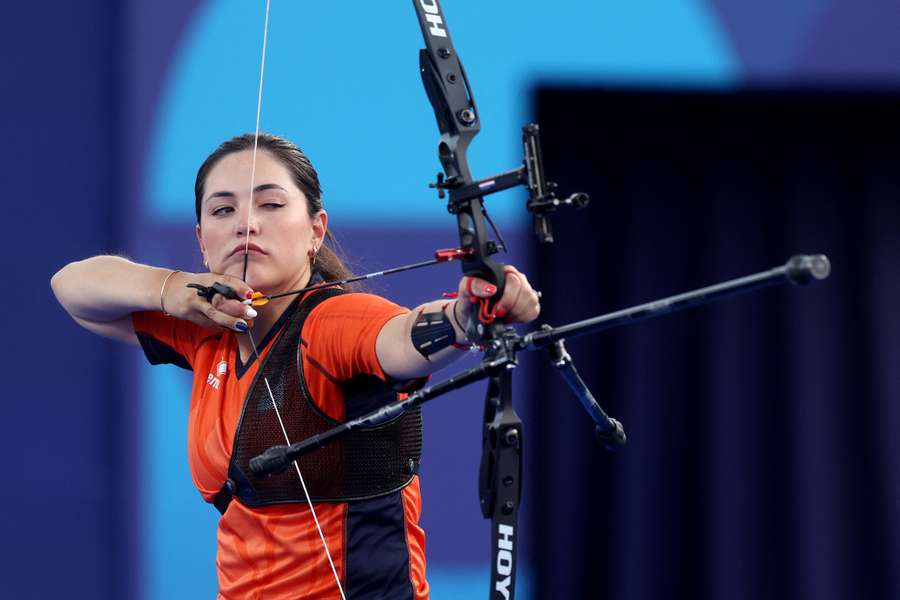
top-left (229, 244), bottom-right (266, 257)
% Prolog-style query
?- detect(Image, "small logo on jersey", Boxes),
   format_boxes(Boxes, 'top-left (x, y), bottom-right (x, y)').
top-left (206, 373), bottom-right (221, 390)
top-left (206, 360), bottom-right (226, 391)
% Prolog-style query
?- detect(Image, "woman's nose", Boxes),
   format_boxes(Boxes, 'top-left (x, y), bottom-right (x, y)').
top-left (234, 208), bottom-right (260, 237)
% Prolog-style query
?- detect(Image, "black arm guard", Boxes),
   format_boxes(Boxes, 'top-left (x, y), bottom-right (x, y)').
top-left (411, 307), bottom-right (456, 358)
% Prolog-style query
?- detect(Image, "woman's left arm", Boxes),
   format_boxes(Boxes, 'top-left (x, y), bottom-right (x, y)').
top-left (376, 265), bottom-right (541, 380)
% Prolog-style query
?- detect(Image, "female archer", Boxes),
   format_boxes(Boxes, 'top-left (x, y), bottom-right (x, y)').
top-left (51, 133), bottom-right (540, 599)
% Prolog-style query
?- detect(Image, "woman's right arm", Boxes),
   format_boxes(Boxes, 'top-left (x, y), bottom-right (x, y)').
top-left (51, 255), bottom-right (253, 344)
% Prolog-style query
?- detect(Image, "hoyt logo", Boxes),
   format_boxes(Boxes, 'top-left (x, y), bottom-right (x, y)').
top-left (495, 524), bottom-right (514, 599)
top-left (419, 0), bottom-right (447, 38)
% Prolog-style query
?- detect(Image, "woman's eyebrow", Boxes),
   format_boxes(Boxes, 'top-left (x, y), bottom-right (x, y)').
top-left (205, 190), bottom-right (235, 203)
top-left (254, 183), bottom-right (287, 194)
top-left (204, 184), bottom-right (287, 204)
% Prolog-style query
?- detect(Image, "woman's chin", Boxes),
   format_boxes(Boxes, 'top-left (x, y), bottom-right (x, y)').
top-left (244, 273), bottom-right (293, 294)
top-left (237, 264), bottom-right (310, 294)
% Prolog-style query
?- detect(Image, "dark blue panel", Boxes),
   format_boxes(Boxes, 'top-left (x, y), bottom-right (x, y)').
top-left (346, 492), bottom-right (414, 600)
top-left (0, 2), bottom-right (122, 599)
top-left (532, 86), bottom-right (900, 600)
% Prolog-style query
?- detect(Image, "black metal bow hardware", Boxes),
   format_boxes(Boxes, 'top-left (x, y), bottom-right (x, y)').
top-left (243, 3), bottom-right (832, 599)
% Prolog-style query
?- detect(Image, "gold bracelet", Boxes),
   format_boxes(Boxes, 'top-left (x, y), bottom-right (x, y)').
top-left (159, 270), bottom-right (181, 315)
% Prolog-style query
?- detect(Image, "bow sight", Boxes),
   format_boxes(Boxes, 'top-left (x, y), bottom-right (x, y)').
top-left (430, 123), bottom-right (591, 244)
top-left (247, 3), bottom-right (832, 599)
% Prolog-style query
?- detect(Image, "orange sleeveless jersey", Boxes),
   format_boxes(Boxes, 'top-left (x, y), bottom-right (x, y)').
top-left (133, 292), bottom-right (429, 599)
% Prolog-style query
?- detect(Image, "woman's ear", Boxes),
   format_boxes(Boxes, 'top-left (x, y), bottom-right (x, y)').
top-left (312, 210), bottom-right (328, 249)
top-left (195, 224), bottom-right (208, 267)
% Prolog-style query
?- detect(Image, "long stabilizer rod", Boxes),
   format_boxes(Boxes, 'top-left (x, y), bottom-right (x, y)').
top-left (520, 254), bottom-right (830, 351)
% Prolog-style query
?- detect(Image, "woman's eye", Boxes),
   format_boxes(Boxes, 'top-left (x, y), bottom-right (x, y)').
top-left (211, 206), bottom-right (234, 217)
top-left (261, 202), bottom-right (285, 209)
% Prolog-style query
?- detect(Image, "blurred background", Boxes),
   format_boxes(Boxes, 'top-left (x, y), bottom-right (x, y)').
top-left (4, 0), bottom-right (899, 598)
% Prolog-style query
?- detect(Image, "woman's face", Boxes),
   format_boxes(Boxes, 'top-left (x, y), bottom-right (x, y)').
top-left (196, 149), bottom-right (326, 292)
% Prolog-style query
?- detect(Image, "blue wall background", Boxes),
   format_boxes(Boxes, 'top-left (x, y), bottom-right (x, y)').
top-left (5, 0), bottom-right (899, 598)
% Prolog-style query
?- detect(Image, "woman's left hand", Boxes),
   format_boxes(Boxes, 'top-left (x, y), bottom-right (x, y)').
top-left (458, 265), bottom-right (541, 325)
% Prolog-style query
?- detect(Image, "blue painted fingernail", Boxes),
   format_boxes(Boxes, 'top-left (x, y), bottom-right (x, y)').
top-left (235, 320), bottom-right (248, 332)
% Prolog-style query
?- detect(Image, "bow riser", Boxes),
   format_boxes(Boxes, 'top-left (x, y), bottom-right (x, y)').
top-left (415, 0), bottom-right (507, 318)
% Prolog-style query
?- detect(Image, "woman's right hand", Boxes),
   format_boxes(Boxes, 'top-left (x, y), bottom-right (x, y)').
top-left (162, 271), bottom-right (257, 332)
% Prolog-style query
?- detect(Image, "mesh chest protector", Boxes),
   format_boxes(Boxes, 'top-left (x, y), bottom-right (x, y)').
top-left (214, 288), bottom-right (423, 514)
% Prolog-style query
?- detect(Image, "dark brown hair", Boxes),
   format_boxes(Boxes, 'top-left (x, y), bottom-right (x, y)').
top-left (194, 133), bottom-right (353, 283)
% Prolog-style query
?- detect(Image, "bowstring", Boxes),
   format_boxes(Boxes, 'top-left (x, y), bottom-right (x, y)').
top-left (241, 0), bottom-right (270, 282)
top-left (244, 2), bottom-right (346, 597)
top-left (244, 327), bottom-right (346, 600)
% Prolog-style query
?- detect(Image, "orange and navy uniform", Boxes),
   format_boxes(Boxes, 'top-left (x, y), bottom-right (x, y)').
top-left (132, 291), bottom-right (429, 600)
